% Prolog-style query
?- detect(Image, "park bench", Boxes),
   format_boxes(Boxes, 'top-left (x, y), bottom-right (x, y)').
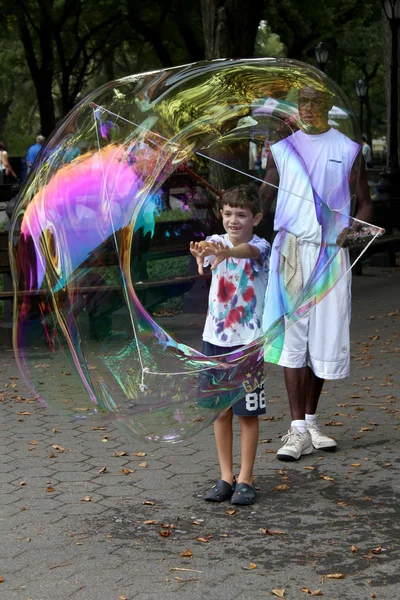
top-left (1, 173), bottom-right (400, 343)
top-left (0, 173), bottom-right (218, 344)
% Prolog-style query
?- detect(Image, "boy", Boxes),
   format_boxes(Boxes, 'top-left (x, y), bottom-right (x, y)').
top-left (190, 184), bottom-right (270, 505)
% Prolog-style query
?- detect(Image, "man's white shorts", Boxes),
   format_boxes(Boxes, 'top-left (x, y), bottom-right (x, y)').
top-left (276, 241), bottom-right (351, 380)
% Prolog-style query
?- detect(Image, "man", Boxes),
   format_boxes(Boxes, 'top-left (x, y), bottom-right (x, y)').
top-left (362, 136), bottom-right (373, 168)
top-left (26, 135), bottom-right (45, 172)
top-left (260, 85), bottom-right (372, 461)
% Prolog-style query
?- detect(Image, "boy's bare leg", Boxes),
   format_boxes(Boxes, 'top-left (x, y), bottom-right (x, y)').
top-left (213, 408), bottom-right (234, 484)
top-left (237, 415), bottom-right (259, 485)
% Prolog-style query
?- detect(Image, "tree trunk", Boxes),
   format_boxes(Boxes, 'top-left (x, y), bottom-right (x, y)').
top-left (200, 0), bottom-right (264, 190)
top-left (382, 12), bottom-right (400, 170)
top-left (201, 0), bottom-right (264, 59)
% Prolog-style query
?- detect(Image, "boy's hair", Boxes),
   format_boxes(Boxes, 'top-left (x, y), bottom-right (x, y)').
top-left (221, 184), bottom-right (262, 216)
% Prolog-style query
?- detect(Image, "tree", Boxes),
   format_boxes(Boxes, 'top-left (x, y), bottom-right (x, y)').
top-left (201, 0), bottom-right (264, 59)
top-left (0, 0), bottom-right (123, 136)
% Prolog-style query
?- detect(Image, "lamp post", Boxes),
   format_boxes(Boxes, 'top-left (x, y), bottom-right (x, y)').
top-left (355, 78), bottom-right (368, 138)
top-left (375, 0), bottom-right (400, 231)
top-left (314, 41), bottom-right (329, 72)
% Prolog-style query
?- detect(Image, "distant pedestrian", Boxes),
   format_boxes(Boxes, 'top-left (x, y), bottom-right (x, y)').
top-left (26, 135), bottom-right (45, 173)
top-left (0, 141), bottom-right (17, 184)
top-left (362, 136), bottom-right (373, 168)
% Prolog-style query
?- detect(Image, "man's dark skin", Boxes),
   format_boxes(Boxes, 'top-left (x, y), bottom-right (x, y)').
top-left (259, 86), bottom-right (373, 423)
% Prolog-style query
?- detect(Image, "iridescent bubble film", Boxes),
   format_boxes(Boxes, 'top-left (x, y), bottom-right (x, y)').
top-left (10, 58), bottom-right (384, 442)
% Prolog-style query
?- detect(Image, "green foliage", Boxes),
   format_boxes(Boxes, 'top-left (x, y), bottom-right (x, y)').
top-left (254, 20), bottom-right (286, 58)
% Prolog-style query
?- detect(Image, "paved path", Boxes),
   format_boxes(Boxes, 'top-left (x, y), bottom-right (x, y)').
top-left (0, 266), bottom-right (399, 600)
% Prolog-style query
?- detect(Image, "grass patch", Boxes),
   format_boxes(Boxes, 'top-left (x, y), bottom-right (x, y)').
top-left (147, 255), bottom-right (190, 281)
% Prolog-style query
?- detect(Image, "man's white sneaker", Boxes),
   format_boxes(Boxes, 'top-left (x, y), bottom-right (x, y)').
top-left (307, 421), bottom-right (337, 450)
top-left (277, 427), bottom-right (314, 461)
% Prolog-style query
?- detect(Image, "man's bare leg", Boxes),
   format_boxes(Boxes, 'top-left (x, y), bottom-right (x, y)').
top-left (277, 366), bottom-right (319, 460)
top-left (283, 366), bottom-right (324, 419)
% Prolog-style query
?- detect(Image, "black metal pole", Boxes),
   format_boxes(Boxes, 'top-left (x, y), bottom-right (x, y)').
top-left (359, 99), bottom-right (364, 137)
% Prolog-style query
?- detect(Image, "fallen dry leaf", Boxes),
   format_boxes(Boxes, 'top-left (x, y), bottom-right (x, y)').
top-left (19, 481), bottom-right (25, 487)
top-left (246, 562), bottom-right (257, 570)
top-left (196, 536), bottom-right (211, 543)
top-left (81, 496), bottom-right (92, 502)
top-left (300, 589), bottom-right (324, 596)
top-left (192, 520), bottom-right (201, 526)
top-left (98, 467), bottom-right (107, 474)
top-left (119, 596), bottom-right (128, 600)
top-left (51, 444), bottom-right (65, 452)
top-left (351, 463), bottom-right (361, 467)
top-left (360, 427), bottom-right (373, 432)
top-left (112, 451), bottom-right (127, 457)
top-left (143, 520), bottom-right (158, 525)
top-left (326, 573), bottom-right (345, 579)
top-left (351, 545), bottom-right (359, 553)
top-left (142, 500), bottom-right (155, 505)
top-left (320, 476), bottom-right (335, 481)
top-left (0, 576), bottom-right (4, 583)
top-left (370, 546), bottom-right (382, 554)
top-left (180, 549), bottom-right (193, 558)
top-left (132, 451), bottom-right (146, 457)
top-left (271, 589), bottom-right (285, 598)
top-left (46, 487), bottom-right (55, 492)
top-left (158, 530), bottom-right (171, 537)
top-left (226, 508), bottom-right (236, 515)
top-left (260, 528), bottom-right (286, 536)
top-left (121, 469), bottom-right (131, 475)
top-left (273, 484), bottom-right (291, 492)
top-left (174, 576), bottom-right (200, 583)
top-left (138, 462), bottom-right (148, 468)
top-left (303, 466), bottom-right (316, 470)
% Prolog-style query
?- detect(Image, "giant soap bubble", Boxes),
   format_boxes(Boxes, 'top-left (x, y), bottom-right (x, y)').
top-left (10, 58), bottom-right (383, 442)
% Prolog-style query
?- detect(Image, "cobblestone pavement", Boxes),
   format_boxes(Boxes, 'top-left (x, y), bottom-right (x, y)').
top-left (0, 266), bottom-right (399, 600)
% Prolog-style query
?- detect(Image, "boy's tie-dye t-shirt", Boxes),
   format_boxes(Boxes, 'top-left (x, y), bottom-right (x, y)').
top-left (202, 233), bottom-right (270, 346)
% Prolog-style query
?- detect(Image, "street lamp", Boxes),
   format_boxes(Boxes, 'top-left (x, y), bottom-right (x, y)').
top-left (355, 78), bottom-right (368, 137)
top-left (314, 41), bottom-right (329, 72)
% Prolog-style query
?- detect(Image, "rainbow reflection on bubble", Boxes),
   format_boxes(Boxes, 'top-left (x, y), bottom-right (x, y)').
top-left (10, 58), bottom-right (383, 442)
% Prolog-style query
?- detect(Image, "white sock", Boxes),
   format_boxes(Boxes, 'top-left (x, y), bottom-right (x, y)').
top-left (305, 413), bottom-right (318, 425)
top-left (291, 419), bottom-right (307, 433)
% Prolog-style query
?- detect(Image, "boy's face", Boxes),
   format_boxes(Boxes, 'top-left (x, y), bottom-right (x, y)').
top-left (220, 204), bottom-right (262, 245)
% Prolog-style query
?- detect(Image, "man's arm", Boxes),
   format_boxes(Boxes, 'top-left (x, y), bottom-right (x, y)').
top-left (352, 158), bottom-right (373, 228)
top-left (259, 152), bottom-right (279, 216)
top-left (336, 158), bottom-right (374, 246)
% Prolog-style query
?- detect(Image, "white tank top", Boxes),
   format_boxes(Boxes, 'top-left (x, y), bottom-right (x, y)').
top-left (271, 128), bottom-right (360, 243)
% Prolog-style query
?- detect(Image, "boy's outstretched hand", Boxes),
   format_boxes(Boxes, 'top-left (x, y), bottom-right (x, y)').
top-left (208, 240), bottom-right (230, 271)
top-left (189, 241), bottom-right (217, 274)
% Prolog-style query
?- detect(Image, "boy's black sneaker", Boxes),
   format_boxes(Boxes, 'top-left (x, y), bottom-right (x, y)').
top-left (204, 477), bottom-right (236, 502)
top-left (231, 482), bottom-right (256, 505)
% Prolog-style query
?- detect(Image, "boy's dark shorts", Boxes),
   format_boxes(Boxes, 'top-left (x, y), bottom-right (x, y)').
top-left (201, 341), bottom-right (266, 417)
